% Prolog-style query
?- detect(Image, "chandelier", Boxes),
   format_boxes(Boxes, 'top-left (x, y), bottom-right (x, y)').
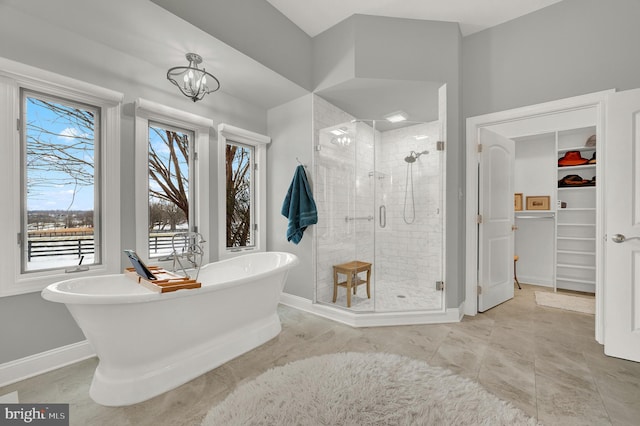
top-left (167, 53), bottom-right (220, 102)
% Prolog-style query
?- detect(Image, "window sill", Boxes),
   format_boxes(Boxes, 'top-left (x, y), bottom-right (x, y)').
top-left (2, 264), bottom-right (111, 297)
top-left (220, 247), bottom-right (262, 260)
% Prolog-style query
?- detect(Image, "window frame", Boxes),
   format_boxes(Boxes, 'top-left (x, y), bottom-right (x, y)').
top-left (20, 89), bottom-right (103, 274)
top-left (0, 57), bottom-right (122, 296)
top-left (217, 123), bottom-right (270, 259)
top-left (146, 121), bottom-right (195, 259)
top-left (225, 140), bottom-right (256, 249)
top-left (134, 98), bottom-right (212, 267)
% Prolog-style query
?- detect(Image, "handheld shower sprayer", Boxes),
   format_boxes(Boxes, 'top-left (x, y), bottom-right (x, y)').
top-left (404, 150), bottom-right (429, 163)
top-left (403, 150), bottom-right (428, 224)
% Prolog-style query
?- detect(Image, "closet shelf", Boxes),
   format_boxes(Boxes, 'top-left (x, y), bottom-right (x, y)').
top-left (557, 223), bottom-right (596, 227)
top-left (558, 146), bottom-right (596, 154)
top-left (557, 208), bottom-right (596, 211)
top-left (557, 249), bottom-right (595, 255)
top-left (557, 263), bottom-right (596, 270)
top-left (558, 186), bottom-right (596, 191)
top-left (516, 210), bottom-right (555, 214)
top-left (557, 236), bottom-right (596, 241)
top-left (516, 214), bottom-right (555, 219)
top-left (557, 164), bottom-right (596, 171)
top-left (556, 277), bottom-right (596, 285)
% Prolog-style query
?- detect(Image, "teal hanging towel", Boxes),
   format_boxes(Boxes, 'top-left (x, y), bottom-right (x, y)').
top-left (281, 165), bottom-right (317, 244)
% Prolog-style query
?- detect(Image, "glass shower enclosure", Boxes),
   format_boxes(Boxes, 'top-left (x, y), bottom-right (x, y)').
top-left (313, 94), bottom-right (445, 313)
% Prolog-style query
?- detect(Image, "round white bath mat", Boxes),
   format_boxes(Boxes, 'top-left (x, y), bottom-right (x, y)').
top-left (201, 352), bottom-right (538, 425)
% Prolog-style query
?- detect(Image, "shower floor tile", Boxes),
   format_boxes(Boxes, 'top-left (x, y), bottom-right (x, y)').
top-left (330, 279), bottom-right (442, 312)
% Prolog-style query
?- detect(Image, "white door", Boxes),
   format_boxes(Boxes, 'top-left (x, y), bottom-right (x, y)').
top-left (604, 88), bottom-right (640, 362)
top-left (478, 128), bottom-right (516, 312)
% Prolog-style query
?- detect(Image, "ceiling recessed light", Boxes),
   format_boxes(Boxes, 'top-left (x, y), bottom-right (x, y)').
top-left (414, 135), bottom-right (429, 140)
top-left (384, 111), bottom-right (407, 123)
top-left (330, 128), bottom-right (347, 136)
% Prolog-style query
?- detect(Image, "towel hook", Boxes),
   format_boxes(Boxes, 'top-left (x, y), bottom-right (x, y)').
top-left (296, 157), bottom-right (306, 167)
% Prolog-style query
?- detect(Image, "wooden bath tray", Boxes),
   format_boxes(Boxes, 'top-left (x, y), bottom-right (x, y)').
top-left (124, 266), bottom-right (201, 293)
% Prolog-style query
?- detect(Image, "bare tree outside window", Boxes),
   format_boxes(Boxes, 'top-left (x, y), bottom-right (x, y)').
top-left (226, 142), bottom-right (253, 247)
top-left (147, 125), bottom-right (191, 256)
top-left (23, 94), bottom-right (98, 271)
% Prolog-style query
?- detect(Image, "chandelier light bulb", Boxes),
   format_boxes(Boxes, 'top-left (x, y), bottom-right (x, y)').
top-left (167, 53), bottom-right (220, 102)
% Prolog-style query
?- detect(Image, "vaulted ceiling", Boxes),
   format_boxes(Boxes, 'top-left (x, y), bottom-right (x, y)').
top-left (265, 0), bottom-right (563, 37)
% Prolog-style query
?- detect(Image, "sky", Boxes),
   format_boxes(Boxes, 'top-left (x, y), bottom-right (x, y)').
top-left (26, 97), bottom-right (96, 211)
top-left (25, 98), bottom-right (190, 216)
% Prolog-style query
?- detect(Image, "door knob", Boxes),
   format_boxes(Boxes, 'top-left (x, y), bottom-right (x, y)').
top-left (612, 233), bottom-right (640, 243)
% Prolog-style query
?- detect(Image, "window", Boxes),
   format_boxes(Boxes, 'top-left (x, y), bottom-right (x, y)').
top-left (21, 91), bottom-right (101, 272)
top-left (217, 124), bottom-right (270, 258)
top-left (0, 57), bottom-right (122, 296)
top-left (225, 141), bottom-right (255, 248)
top-left (147, 123), bottom-right (194, 258)
top-left (134, 99), bottom-right (212, 265)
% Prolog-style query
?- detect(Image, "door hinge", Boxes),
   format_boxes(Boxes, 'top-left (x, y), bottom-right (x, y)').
top-left (17, 232), bottom-right (22, 245)
top-left (477, 144), bottom-right (483, 153)
top-left (253, 223), bottom-right (258, 231)
top-left (436, 141), bottom-right (445, 151)
top-left (477, 285), bottom-right (482, 295)
top-left (194, 151), bottom-right (199, 161)
top-left (17, 118), bottom-right (21, 131)
top-left (315, 145), bottom-right (322, 151)
top-left (254, 163), bottom-right (258, 171)
top-left (436, 281), bottom-right (444, 291)
top-left (476, 214), bottom-right (483, 224)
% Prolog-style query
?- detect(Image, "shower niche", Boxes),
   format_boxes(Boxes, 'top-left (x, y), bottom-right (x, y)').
top-left (312, 82), bottom-right (446, 314)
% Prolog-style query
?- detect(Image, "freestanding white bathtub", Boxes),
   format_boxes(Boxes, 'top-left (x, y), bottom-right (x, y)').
top-left (41, 251), bottom-right (299, 406)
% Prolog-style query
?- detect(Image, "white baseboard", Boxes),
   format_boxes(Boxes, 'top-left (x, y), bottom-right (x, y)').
top-left (0, 341), bottom-right (95, 388)
top-left (518, 276), bottom-right (553, 287)
top-left (279, 293), bottom-right (463, 327)
top-left (0, 391), bottom-right (18, 403)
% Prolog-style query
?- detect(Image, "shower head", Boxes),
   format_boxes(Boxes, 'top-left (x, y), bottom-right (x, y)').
top-left (404, 150), bottom-right (429, 163)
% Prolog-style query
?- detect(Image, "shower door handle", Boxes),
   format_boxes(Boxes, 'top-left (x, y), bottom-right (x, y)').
top-left (379, 205), bottom-right (386, 228)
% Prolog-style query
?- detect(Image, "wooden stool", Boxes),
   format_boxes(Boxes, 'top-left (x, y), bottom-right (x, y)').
top-left (514, 255), bottom-right (521, 289)
top-left (333, 261), bottom-right (372, 308)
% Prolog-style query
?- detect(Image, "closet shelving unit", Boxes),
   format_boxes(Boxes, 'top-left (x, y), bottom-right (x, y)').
top-left (555, 126), bottom-right (596, 293)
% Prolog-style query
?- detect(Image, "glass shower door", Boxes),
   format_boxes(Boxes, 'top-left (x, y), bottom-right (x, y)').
top-left (314, 120), bottom-right (376, 311)
top-left (373, 120), bottom-right (445, 312)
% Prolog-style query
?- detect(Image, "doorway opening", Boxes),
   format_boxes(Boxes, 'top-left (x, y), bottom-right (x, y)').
top-left (464, 90), bottom-right (610, 343)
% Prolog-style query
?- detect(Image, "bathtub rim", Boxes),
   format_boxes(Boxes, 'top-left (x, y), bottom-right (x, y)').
top-left (41, 251), bottom-right (299, 305)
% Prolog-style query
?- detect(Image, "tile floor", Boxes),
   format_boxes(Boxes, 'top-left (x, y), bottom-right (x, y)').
top-left (2, 284), bottom-right (639, 425)
top-left (330, 278), bottom-right (443, 311)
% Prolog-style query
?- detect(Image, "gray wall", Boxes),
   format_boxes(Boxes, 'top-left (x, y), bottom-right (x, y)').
top-left (150, 0), bottom-right (313, 91)
top-left (312, 17), bottom-right (356, 91)
top-left (0, 293), bottom-right (87, 363)
top-left (0, 5), bottom-right (268, 364)
top-left (463, 0), bottom-right (640, 118)
top-left (266, 95), bottom-right (315, 299)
